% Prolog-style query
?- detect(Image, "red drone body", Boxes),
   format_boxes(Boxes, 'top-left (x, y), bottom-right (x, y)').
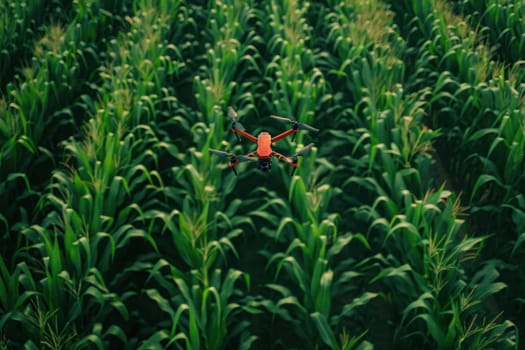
top-left (209, 107), bottom-right (318, 176)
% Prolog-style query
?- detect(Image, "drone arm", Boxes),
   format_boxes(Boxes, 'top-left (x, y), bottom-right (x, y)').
top-left (232, 128), bottom-right (257, 142)
top-left (271, 128), bottom-right (298, 143)
top-left (271, 151), bottom-right (298, 168)
top-left (227, 150), bottom-right (257, 175)
top-left (244, 150), bottom-right (258, 158)
top-left (272, 151), bottom-right (301, 175)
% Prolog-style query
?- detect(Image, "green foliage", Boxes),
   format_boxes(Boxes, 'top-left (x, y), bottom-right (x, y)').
top-left (450, 0), bottom-right (525, 67)
top-left (0, 0), bottom-right (523, 348)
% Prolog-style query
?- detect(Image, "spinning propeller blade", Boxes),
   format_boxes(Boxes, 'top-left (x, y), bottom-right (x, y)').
top-left (293, 143), bottom-right (315, 157)
top-left (291, 143), bottom-right (315, 166)
top-left (209, 148), bottom-right (256, 162)
top-left (209, 148), bottom-right (233, 158)
top-left (227, 106), bottom-right (245, 131)
top-left (270, 115), bottom-right (319, 132)
top-left (269, 115), bottom-right (293, 123)
top-left (209, 148), bottom-right (255, 176)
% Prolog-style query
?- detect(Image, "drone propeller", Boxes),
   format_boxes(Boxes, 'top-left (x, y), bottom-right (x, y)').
top-left (209, 148), bottom-right (255, 162)
top-left (209, 148), bottom-right (234, 158)
top-left (293, 143), bottom-right (315, 157)
top-left (227, 107), bottom-right (246, 141)
top-left (270, 115), bottom-right (319, 142)
top-left (209, 148), bottom-right (255, 175)
top-left (270, 115), bottom-right (319, 132)
top-left (290, 143), bottom-right (315, 176)
top-left (227, 107), bottom-right (246, 130)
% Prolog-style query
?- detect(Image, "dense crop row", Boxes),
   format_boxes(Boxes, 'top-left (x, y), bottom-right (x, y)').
top-left (387, 0), bottom-right (524, 340)
top-left (450, 0), bottom-right (525, 65)
top-left (1, 0), bottom-right (129, 258)
top-left (1, 0), bottom-right (523, 348)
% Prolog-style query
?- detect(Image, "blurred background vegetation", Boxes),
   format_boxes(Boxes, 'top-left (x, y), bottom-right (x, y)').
top-left (0, 0), bottom-right (524, 348)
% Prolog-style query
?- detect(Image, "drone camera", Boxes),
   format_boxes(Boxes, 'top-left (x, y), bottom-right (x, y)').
top-left (258, 158), bottom-right (272, 172)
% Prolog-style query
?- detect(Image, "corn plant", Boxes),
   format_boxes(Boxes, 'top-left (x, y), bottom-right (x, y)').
top-left (392, 0), bottom-right (524, 257)
top-left (262, 0), bottom-right (327, 148)
top-left (0, 0), bottom-right (130, 261)
top-left (134, 0), bottom-right (267, 347)
top-left (382, 0), bottom-right (525, 342)
top-left (317, 0), bottom-right (518, 348)
top-left (0, 1), bottom-right (185, 347)
top-left (450, 0), bottom-right (525, 66)
top-left (369, 188), bottom-right (517, 349)
top-left (260, 162), bottom-right (377, 349)
top-left (194, 0), bottom-right (259, 126)
top-left (0, 0), bottom-right (59, 89)
top-left (1, 0), bottom-right (525, 348)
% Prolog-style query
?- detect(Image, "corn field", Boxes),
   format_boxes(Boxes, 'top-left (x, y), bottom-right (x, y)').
top-left (1, 0), bottom-right (524, 348)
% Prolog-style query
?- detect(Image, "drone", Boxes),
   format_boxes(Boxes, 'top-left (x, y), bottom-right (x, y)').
top-left (209, 107), bottom-right (318, 176)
